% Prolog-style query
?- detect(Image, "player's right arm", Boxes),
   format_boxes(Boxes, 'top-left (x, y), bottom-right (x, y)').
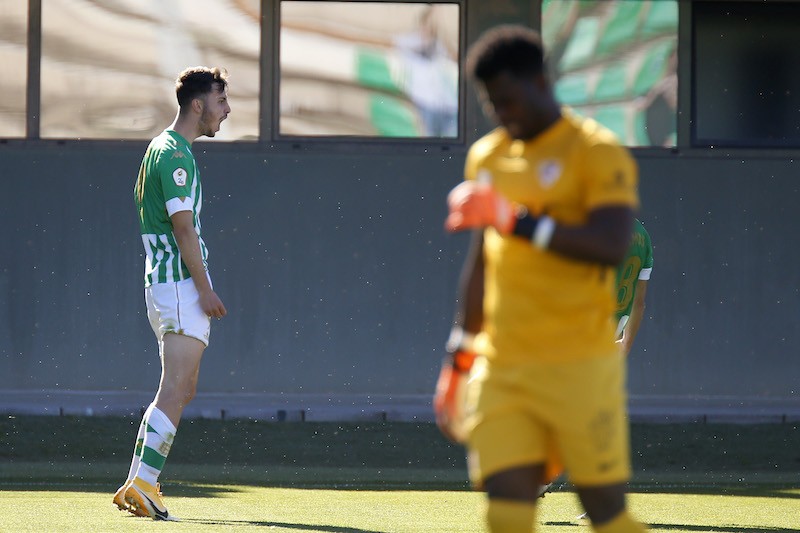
top-left (171, 210), bottom-right (226, 319)
top-left (453, 229), bottom-right (485, 335)
top-left (434, 230), bottom-right (483, 442)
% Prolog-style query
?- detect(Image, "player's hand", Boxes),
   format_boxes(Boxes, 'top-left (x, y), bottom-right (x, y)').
top-left (200, 290), bottom-right (227, 319)
top-left (445, 181), bottom-right (515, 234)
top-left (433, 350), bottom-right (476, 443)
top-left (616, 333), bottom-right (631, 357)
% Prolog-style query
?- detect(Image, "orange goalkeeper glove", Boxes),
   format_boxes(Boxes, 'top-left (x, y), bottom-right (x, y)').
top-left (433, 329), bottom-right (478, 443)
top-left (444, 181), bottom-right (515, 234)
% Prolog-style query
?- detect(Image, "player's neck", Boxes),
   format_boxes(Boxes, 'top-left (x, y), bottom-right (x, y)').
top-left (169, 113), bottom-right (200, 146)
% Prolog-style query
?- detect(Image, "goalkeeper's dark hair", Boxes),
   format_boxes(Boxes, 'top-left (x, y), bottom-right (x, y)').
top-left (175, 66), bottom-right (228, 109)
top-left (466, 25), bottom-right (546, 83)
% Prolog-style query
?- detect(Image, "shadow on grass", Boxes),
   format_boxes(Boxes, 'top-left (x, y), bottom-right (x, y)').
top-left (180, 517), bottom-right (382, 532)
top-left (544, 522), bottom-right (800, 533)
top-left (0, 479), bottom-right (469, 495)
top-left (644, 525), bottom-right (800, 533)
top-left (551, 476), bottom-right (800, 500)
top-left (0, 461), bottom-right (473, 493)
top-left (629, 486), bottom-right (800, 499)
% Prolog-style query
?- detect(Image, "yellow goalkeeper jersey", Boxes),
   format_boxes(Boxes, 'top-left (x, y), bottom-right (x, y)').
top-left (468, 110), bottom-right (639, 363)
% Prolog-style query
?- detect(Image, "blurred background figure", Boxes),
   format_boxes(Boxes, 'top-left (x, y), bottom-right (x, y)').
top-left (393, 5), bottom-right (459, 137)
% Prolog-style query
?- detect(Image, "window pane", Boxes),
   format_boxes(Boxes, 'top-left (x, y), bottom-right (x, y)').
top-left (41, 0), bottom-right (259, 141)
top-left (694, 2), bottom-right (800, 148)
top-left (542, 0), bottom-right (677, 147)
top-left (280, 1), bottom-right (460, 138)
top-left (0, 0), bottom-right (28, 138)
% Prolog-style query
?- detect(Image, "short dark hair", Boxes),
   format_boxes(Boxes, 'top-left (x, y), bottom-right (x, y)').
top-left (466, 25), bottom-right (545, 83)
top-left (175, 66), bottom-right (228, 108)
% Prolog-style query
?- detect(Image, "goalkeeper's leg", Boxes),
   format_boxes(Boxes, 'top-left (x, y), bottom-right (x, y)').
top-left (484, 464), bottom-right (546, 532)
top-left (487, 499), bottom-right (537, 532)
top-left (576, 483), bottom-right (647, 532)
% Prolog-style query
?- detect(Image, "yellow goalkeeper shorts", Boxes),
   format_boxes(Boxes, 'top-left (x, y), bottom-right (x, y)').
top-left (465, 353), bottom-right (631, 488)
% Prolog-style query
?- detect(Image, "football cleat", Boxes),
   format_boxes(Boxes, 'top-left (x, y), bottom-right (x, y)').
top-left (537, 482), bottom-right (554, 499)
top-left (124, 478), bottom-right (178, 521)
top-left (577, 512), bottom-right (589, 520)
top-left (112, 480), bottom-right (132, 511)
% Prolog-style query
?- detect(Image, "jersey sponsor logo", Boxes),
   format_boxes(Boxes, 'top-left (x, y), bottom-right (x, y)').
top-left (173, 168), bottom-right (187, 187)
top-left (538, 160), bottom-right (562, 188)
top-left (171, 150), bottom-right (187, 159)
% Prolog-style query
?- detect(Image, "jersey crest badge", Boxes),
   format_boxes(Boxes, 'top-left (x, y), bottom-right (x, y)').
top-left (538, 160), bottom-right (562, 188)
top-left (173, 168), bottom-right (187, 187)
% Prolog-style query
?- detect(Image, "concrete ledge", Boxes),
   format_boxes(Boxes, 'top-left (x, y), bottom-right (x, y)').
top-left (1, 390), bottom-right (800, 424)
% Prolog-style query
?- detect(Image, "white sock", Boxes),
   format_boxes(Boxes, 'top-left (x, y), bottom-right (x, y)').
top-left (134, 404), bottom-right (177, 486)
top-left (124, 404), bottom-right (153, 482)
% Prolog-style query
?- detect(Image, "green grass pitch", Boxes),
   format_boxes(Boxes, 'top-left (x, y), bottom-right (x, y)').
top-left (1, 416), bottom-right (799, 532)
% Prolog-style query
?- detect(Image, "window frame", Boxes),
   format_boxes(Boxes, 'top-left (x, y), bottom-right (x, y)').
top-left (6, 0), bottom-right (468, 154)
top-left (270, 0), bottom-right (467, 148)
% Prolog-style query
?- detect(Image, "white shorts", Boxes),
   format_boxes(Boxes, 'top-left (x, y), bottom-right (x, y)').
top-left (145, 278), bottom-right (211, 346)
top-left (615, 315), bottom-right (629, 339)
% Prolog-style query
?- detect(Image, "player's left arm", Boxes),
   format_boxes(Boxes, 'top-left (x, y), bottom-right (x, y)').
top-left (544, 206), bottom-right (633, 266)
top-left (620, 278), bottom-right (647, 357)
top-left (445, 188), bottom-right (634, 265)
top-left (445, 142), bottom-right (637, 266)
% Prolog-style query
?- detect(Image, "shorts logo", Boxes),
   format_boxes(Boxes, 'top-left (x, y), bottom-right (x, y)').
top-left (173, 168), bottom-right (187, 187)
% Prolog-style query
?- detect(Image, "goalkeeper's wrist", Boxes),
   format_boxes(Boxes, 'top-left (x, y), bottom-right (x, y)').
top-left (446, 326), bottom-right (476, 354)
top-left (511, 209), bottom-right (555, 250)
top-left (445, 327), bottom-right (477, 372)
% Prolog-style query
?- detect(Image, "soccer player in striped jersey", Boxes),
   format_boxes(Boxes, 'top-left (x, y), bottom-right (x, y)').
top-left (113, 66), bottom-right (230, 521)
top-left (615, 218), bottom-right (653, 357)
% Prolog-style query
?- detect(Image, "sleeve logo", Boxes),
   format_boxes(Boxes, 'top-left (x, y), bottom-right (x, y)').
top-left (173, 168), bottom-right (187, 187)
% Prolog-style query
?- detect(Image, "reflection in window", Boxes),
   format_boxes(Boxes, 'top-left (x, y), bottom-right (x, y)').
top-left (542, 0), bottom-right (677, 147)
top-left (41, 0), bottom-right (259, 141)
top-left (0, 0), bottom-right (28, 138)
top-left (280, 2), bottom-right (460, 138)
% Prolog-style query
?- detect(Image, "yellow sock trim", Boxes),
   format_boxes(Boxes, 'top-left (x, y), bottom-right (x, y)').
top-left (594, 510), bottom-right (647, 533)
top-left (486, 498), bottom-right (536, 533)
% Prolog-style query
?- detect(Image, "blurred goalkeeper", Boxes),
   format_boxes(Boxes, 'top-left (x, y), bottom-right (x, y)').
top-left (434, 26), bottom-right (647, 532)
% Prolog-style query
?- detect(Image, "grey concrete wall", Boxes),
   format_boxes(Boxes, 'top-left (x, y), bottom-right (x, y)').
top-left (630, 153), bottom-right (800, 399)
top-left (1, 144), bottom-right (798, 406)
top-left (0, 144), bottom-right (466, 396)
top-left (2, 0), bottom-right (800, 413)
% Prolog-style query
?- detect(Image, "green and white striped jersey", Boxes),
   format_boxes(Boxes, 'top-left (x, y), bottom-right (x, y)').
top-left (134, 130), bottom-right (207, 286)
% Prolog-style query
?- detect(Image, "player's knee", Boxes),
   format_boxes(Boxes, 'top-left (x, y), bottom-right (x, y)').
top-left (180, 380), bottom-right (198, 405)
top-left (484, 465), bottom-right (544, 502)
